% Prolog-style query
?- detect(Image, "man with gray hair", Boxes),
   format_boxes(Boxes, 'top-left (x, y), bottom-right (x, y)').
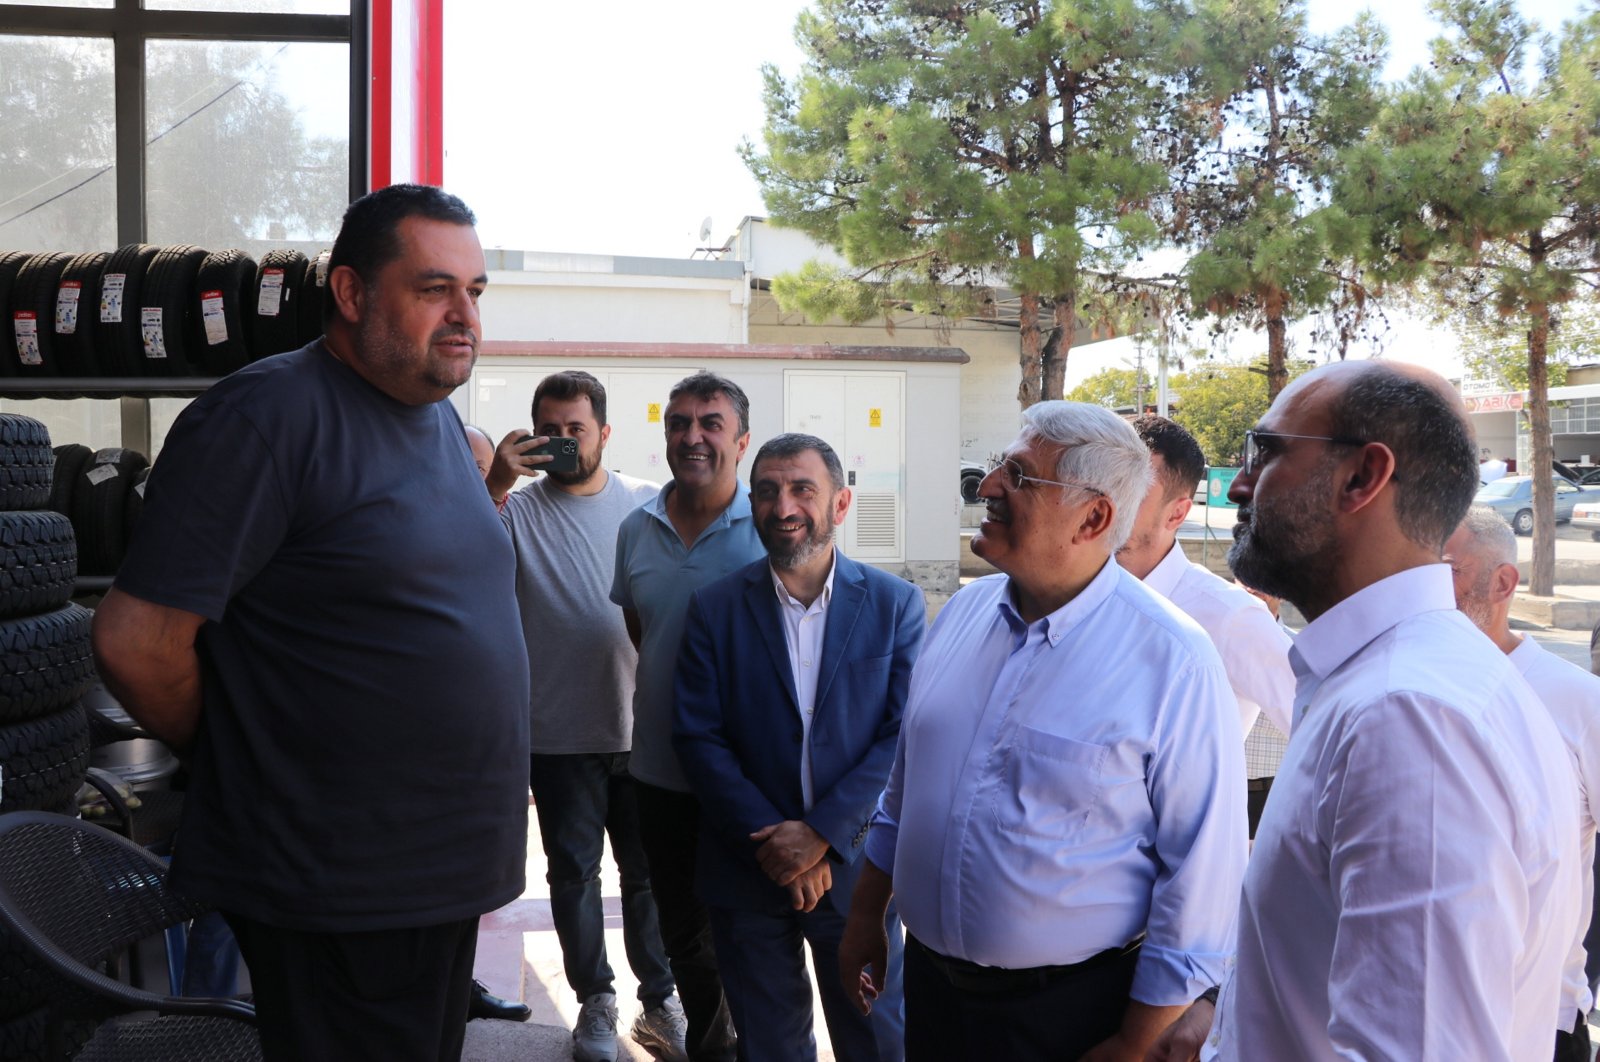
top-left (838, 401), bottom-right (1246, 1061)
top-left (1444, 505), bottom-right (1600, 1062)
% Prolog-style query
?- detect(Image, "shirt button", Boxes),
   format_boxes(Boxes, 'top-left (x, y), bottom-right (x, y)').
top-left (803, 660), bottom-right (812, 667)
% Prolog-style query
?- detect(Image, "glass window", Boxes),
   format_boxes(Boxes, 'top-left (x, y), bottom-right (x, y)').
top-left (0, 35), bottom-right (118, 252)
top-left (145, 38), bottom-right (348, 258)
top-left (145, 0), bottom-right (347, 12)
top-left (0, 0), bottom-right (112, 7)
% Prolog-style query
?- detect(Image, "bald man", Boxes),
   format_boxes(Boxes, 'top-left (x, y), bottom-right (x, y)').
top-left (1445, 505), bottom-right (1600, 1062)
top-left (1151, 361), bottom-right (1580, 1061)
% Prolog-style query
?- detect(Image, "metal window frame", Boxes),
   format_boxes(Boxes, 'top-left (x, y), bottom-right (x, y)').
top-left (0, 0), bottom-right (366, 245)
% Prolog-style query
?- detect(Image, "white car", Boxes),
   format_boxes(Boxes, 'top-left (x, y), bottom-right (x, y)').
top-left (1573, 499), bottom-right (1600, 540)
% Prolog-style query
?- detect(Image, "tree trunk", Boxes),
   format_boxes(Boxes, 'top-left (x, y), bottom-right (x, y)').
top-left (1527, 293), bottom-right (1555, 597)
top-left (1017, 290), bottom-right (1043, 408)
top-left (1264, 288), bottom-right (1289, 400)
top-left (1041, 298), bottom-right (1075, 402)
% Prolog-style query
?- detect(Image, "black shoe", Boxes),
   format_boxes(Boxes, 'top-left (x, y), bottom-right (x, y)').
top-left (468, 979), bottom-right (531, 1022)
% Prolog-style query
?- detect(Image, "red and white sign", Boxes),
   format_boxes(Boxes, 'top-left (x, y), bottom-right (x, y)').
top-left (1464, 392), bottom-right (1526, 414)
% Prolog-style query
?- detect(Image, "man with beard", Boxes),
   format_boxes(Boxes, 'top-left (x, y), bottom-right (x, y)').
top-left (1444, 505), bottom-right (1600, 1062)
top-left (611, 372), bottom-right (765, 1061)
top-left (484, 370), bottom-right (681, 1062)
top-left (1149, 361), bottom-right (1581, 1062)
top-left (1117, 415), bottom-right (1295, 836)
top-left (90, 184), bottom-right (530, 1062)
top-left (840, 402), bottom-right (1245, 1062)
top-left (673, 433), bottom-right (923, 1061)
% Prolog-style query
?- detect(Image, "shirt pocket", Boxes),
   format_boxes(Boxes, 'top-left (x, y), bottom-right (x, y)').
top-left (990, 725), bottom-right (1107, 839)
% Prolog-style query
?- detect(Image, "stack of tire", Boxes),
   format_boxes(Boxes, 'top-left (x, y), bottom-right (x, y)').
top-left (47, 445), bottom-right (149, 577)
top-left (0, 244), bottom-right (331, 382)
top-left (0, 413), bottom-right (97, 1062)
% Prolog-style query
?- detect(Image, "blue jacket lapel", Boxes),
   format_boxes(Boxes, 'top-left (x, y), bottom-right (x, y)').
top-left (744, 566), bottom-right (799, 710)
top-left (814, 553), bottom-right (865, 713)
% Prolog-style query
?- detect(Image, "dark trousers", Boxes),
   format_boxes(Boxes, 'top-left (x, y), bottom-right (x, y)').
top-left (530, 751), bottom-right (675, 1005)
top-left (635, 781), bottom-right (737, 1062)
top-left (708, 901), bottom-right (905, 1062)
top-left (1554, 1009), bottom-right (1592, 1062)
top-left (223, 912), bottom-right (478, 1062)
top-left (902, 934), bottom-right (1138, 1062)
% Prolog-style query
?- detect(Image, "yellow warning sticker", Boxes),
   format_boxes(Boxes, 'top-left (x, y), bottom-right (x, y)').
top-left (647, 402), bottom-right (661, 423)
top-left (869, 408), bottom-right (883, 428)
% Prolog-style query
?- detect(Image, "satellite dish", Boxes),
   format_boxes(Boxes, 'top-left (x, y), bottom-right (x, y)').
top-left (698, 216), bottom-right (714, 243)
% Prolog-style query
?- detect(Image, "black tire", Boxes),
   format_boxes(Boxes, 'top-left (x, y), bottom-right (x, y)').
top-left (71, 448), bottom-right (147, 575)
top-left (0, 415), bottom-right (53, 512)
top-left (960, 470), bottom-right (983, 505)
top-left (0, 604), bottom-right (95, 725)
top-left (123, 466), bottom-right (151, 547)
top-left (46, 444), bottom-right (91, 518)
top-left (53, 251), bottom-right (110, 377)
top-left (0, 512), bottom-right (76, 621)
top-left (1513, 509), bottom-right (1533, 536)
top-left (0, 702), bottom-right (89, 814)
top-left (250, 249), bottom-right (309, 360)
top-left (5, 253), bottom-right (73, 377)
top-left (0, 1002), bottom-right (47, 1054)
top-left (138, 244), bottom-right (210, 377)
top-left (296, 249), bottom-right (331, 348)
top-left (0, 252), bottom-right (34, 380)
top-left (94, 243), bottom-right (160, 377)
top-left (194, 248), bottom-right (258, 376)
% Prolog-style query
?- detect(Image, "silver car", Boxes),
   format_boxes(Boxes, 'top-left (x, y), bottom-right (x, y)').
top-left (1474, 475), bottom-right (1594, 535)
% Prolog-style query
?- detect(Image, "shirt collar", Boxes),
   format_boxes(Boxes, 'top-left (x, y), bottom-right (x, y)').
top-left (997, 554), bottom-right (1120, 647)
top-left (1289, 564), bottom-right (1458, 683)
top-left (645, 479), bottom-right (752, 530)
top-left (770, 550), bottom-right (836, 611)
top-left (1142, 538), bottom-right (1189, 600)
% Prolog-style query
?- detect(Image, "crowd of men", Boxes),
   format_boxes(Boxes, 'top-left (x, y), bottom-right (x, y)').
top-left (88, 183), bottom-right (1600, 1062)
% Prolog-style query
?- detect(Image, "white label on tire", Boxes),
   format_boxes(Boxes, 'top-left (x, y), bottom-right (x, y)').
top-left (314, 253), bottom-right (329, 286)
top-left (258, 268), bottom-right (285, 316)
top-left (200, 289), bottom-right (228, 345)
top-left (141, 307), bottom-right (166, 359)
top-left (56, 281), bottom-right (81, 334)
top-left (12, 312), bottom-right (40, 366)
top-left (135, 479), bottom-right (147, 498)
top-left (86, 465), bottom-right (119, 485)
top-left (93, 450), bottom-right (118, 464)
top-left (100, 273), bottom-right (126, 323)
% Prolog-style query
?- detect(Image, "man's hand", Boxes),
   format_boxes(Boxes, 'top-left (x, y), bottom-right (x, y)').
top-left (1142, 999), bottom-right (1214, 1062)
top-left (785, 859), bottom-right (831, 913)
top-left (751, 820), bottom-right (830, 886)
top-left (485, 430), bottom-right (552, 502)
top-left (837, 877), bottom-right (891, 1017)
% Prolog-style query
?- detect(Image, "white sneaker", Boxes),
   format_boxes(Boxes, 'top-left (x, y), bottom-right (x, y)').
top-left (573, 991), bottom-right (619, 1062)
top-left (630, 994), bottom-right (689, 1062)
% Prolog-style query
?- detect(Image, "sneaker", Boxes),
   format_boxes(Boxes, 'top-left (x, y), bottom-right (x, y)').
top-left (630, 994), bottom-right (689, 1062)
top-left (572, 992), bottom-right (620, 1062)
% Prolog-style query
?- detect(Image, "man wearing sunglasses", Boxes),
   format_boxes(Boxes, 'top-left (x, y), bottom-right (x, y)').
top-left (839, 401), bottom-right (1245, 1061)
top-left (1151, 361), bottom-right (1580, 1061)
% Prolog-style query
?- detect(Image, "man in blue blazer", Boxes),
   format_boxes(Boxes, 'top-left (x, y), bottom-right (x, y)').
top-left (674, 433), bottom-right (924, 1062)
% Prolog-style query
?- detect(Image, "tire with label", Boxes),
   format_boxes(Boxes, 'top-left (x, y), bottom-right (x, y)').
top-left (250, 249), bottom-right (309, 361)
top-left (123, 466), bottom-right (151, 547)
top-left (0, 253), bottom-right (34, 380)
top-left (5, 253), bottom-right (73, 378)
top-left (0, 415), bottom-right (53, 513)
top-left (139, 244), bottom-right (210, 377)
top-left (93, 243), bottom-right (160, 377)
top-left (53, 251), bottom-right (110, 377)
top-left (195, 248), bottom-right (258, 376)
top-left (297, 249), bottom-right (331, 348)
top-left (71, 448), bottom-right (147, 575)
top-left (0, 603), bottom-right (95, 725)
top-left (0, 701), bottom-right (89, 814)
top-left (0, 512), bottom-right (76, 621)
top-left (46, 443), bottom-right (91, 519)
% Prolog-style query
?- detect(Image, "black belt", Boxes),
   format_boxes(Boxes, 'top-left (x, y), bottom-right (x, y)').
top-left (908, 933), bottom-right (1142, 996)
top-left (1247, 777), bottom-right (1274, 792)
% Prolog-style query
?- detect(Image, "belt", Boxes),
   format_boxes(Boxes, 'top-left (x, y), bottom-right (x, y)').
top-left (908, 933), bottom-right (1142, 997)
top-left (1247, 777), bottom-right (1274, 792)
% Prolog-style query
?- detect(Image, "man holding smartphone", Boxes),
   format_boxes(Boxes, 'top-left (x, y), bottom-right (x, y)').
top-left (485, 371), bottom-right (683, 1062)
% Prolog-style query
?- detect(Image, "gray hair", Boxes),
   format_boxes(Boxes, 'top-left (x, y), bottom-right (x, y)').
top-left (1020, 401), bottom-right (1154, 551)
top-left (1455, 504), bottom-right (1517, 567)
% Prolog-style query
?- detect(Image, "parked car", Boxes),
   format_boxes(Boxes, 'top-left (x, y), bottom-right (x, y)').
top-left (1474, 475), bottom-right (1595, 535)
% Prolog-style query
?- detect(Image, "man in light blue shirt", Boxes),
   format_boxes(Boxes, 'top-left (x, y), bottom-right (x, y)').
top-left (611, 372), bottom-right (765, 1062)
top-left (838, 401), bottom-right (1246, 1062)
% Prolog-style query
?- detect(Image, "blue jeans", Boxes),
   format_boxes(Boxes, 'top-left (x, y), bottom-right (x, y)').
top-left (529, 752), bottom-right (674, 1005)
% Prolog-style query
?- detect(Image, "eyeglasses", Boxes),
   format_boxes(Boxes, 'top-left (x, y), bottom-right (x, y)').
top-left (986, 457), bottom-right (1106, 496)
top-left (1241, 430), bottom-right (1369, 478)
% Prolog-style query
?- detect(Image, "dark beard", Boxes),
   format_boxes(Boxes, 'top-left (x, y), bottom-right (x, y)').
top-left (759, 515), bottom-right (835, 570)
top-left (1226, 456), bottom-right (1340, 612)
top-left (547, 446), bottom-right (603, 487)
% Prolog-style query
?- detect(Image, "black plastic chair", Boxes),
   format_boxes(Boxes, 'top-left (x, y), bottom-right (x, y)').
top-left (0, 811), bottom-right (259, 1061)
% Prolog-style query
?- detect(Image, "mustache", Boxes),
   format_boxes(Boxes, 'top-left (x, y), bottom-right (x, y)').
top-left (431, 327), bottom-right (476, 345)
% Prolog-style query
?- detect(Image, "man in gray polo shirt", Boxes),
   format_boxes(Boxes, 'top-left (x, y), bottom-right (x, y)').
top-left (611, 371), bottom-right (764, 1062)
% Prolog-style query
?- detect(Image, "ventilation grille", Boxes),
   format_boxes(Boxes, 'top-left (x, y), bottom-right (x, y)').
top-left (853, 492), bottom-right (899, 552)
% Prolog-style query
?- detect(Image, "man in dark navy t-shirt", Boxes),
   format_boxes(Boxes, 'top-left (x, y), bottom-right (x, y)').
top-left (92, 184), bottom-right (530, 1062)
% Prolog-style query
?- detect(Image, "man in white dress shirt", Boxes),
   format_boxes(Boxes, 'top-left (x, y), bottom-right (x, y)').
top-left (1150, 360), bottom-right (1581, 1062)
top-left (1445, 504), bottom-right (1600, 1062)
top-left (1118, 414), bottom-right (1295, 837)
top-left (838, 401), bottom-right (1246, 1062)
